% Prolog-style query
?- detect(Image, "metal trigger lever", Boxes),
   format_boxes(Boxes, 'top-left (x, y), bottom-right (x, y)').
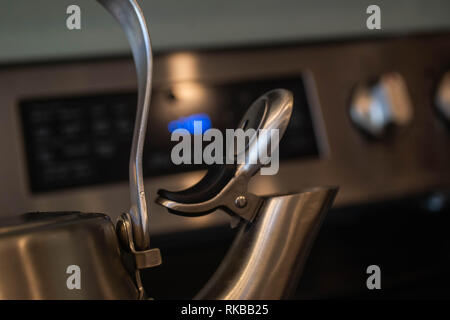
top-left (156, 89), bottom-right (294, 222)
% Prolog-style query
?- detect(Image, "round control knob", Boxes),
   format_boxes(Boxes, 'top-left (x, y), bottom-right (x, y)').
top-left (350, 72), bottom-right (413, 137)
top-left (435, 71), bottom-right (450, 124)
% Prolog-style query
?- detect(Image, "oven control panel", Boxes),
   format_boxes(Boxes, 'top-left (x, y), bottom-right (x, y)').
top-left (20, 77), bottom-right (320, 192)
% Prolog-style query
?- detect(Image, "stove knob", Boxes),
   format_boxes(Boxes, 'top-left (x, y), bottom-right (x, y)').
top-left (350, 72), bottom-right (413, 137)
top-left (435, 71), bottom-right (450, 124)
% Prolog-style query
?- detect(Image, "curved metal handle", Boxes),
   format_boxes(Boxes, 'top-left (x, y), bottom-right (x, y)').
top-left (98, 0), bottom-right (152, 250)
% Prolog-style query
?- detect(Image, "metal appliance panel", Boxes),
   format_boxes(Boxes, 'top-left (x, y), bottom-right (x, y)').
top-left (0, 34), bottom-right (449, 235)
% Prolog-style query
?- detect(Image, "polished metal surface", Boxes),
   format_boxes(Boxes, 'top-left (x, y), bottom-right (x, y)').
top-left (98, 0), bottom-right (153, 250)
top-left (234, 89), bottom-right (293, 177)
top-left (156, 89), bottom-right (293, 221)
top-left (195, 187), bottom-right (338, 299)
top-left (0, 34), bottom-right (449, 235)
top-left (350, 72), bottom-right (413, 137)
top-left (0, 212), bottom-right (139, 299)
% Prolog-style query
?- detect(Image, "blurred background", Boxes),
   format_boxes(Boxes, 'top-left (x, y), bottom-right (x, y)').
top-left (1, 0), bottom-right (450, 63)
top-left (0, 0), bottom-right (449, 299)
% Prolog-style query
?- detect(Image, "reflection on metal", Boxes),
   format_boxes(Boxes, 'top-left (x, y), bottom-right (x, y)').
top-left (196, 187), bottom-right (338, 299)
top-left (97, 0), bottom-right (152, 250)
top-left (0, 213), bottom-right (139, 299)
top-left (350, 72), bottom-right (413, 137)
top-left (98, 0), bottom-right (162, 299)
top-left (436, 71), bottom-right (450, 122)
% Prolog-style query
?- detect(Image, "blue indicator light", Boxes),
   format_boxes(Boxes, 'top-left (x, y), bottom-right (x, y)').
top-left (168, 113), bottom-right (212, 134)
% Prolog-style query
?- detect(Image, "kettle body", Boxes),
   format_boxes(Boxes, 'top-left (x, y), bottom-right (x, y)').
top-left (0, 186), bottom-right (337, 300)
top-left (0, 212), bottom-right (139, 299)
top-left (0, 0), bottom-right (338, 300)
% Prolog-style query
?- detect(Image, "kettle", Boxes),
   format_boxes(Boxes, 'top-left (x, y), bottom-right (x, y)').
top-left (0, 0), bottom-right (337, 299)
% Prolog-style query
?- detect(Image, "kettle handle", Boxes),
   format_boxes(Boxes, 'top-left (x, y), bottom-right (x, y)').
top-left (98, 0), bottom-right (152, 250)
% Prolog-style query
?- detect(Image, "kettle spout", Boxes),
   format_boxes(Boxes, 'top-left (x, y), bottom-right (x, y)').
top-left (195, 186), bottom-right (338, 300)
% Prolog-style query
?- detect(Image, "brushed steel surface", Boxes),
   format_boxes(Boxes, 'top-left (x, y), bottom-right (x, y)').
top-left (0, 34), bottom-right (449, 235)
top-left (196, 187), bottom-right (338, 299)
top-left (0, 212), bottom-right (138, 299)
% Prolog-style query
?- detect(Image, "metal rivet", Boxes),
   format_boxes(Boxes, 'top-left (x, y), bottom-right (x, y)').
top-left (235, 196), bottom-right (247, 208)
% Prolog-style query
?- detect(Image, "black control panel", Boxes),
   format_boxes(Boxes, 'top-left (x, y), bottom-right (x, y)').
top-left (20, 76), bottom-right (320, 193)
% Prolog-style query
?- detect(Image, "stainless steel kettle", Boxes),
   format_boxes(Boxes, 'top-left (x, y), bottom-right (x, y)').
top-left (0, 0), bottom-right (337, 299)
